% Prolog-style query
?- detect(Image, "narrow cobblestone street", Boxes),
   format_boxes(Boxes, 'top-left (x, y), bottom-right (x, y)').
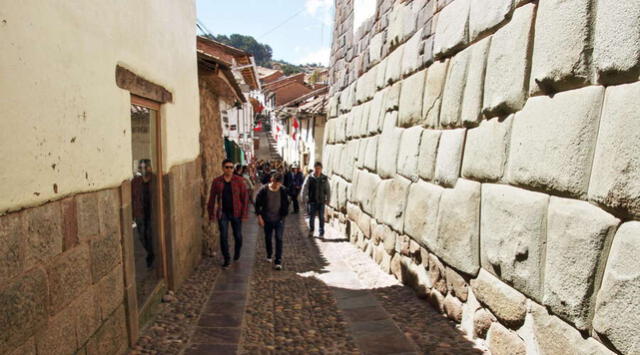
top-left (130, 211), bottom-right (485, 355)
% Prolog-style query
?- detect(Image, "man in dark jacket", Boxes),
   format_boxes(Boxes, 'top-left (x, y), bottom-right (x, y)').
top-left (207, 159), bottom-right (249, 268)
top-left (255, 172), bottom-right (289, 270)
top-left (301, 162), bottom-right (331, 238)
top-left (285, 165), bottom-right (304, 214)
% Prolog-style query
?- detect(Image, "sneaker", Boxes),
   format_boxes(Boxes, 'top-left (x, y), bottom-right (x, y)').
top-left (233, 254), bottom-right (241, 261)
top-left (222, 261), bottom-right (230, 269)
top-left (274, 264), bottom-right (282, 270)
top-left (266, 257), bottom-right (272, 263)
top-left (308, 231), bottom-right (314, 237)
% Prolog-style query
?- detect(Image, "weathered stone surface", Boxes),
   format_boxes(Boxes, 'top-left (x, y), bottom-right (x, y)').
top-left (0, 268), bottom-right (48, 353)
top-left (473, 308), bottom-right (496, 338)
top-left (428, 289), bottom-right (445, 313)
top-left (383, 82), bottom-right (402, 113)
top-left (367, 91), bottom-right (384, 134)
top-left (378, 177), bottom-right (411, 233)
top-left (353, 170), bottom-right (381, 215)
top-left (417, 129), bottom-right (441, 181)
top-left (89, 305), bottom-right (127, 355)
top-left (90, 233), bottom-right (122, 282)
top-left (369, 32), bottom-right (384, 64)
top-left (396, 126), bottom-right (423, 181)
top-left (0, 212), bottom-right (23, 284)
top-left (25, 202), bottom-right (63, 270)
top-left (36, 305), bottom-right (77, 355)
top-left (402, 29), bottom-right (423, 76)
top-left (403, 181), bottom-right (442, 249)
top-left (377, 126), bottom-right (403, 178)
top-left (471, 269), bottom-right (527, 328)
top-left (47, 244), bottom-right (91, 315)
top-left (460, 288), bottom-right (481, 335)
top-left (97, 188), bottom-right (120, 238)
top-left (440, 48), bottom-right (470, 127)
top-left (385, 45), bottom-right (404, 85)
top-left (335, 114), bottom-right (347, 143)
top-left (461, 116), bottom-right (512, 182)
top-left (480, 184), bottom-right (548, 301)
top-left (544, 197), bottom-right (619, 330)
top-left (445, 266), bottom-right (469, 302)
top-left (398, 70), bottom-right (426, 127)
top-left (593, 222), bottom-right (640, 355)
top-left (443, 294), bottom-right (463, 322)
top-left (593, 0), bottom-right (640, 84)
top-left (529, 0), bottom-right (591, 94)
top-left (347, 108), bottom-right (359, 139)
top-left (483, 4), bottom-right (535, 117)
top-left (486, 322), bottom-right (526, 355)
top-left (469, 0), bottom-right (512, 40)
top-left (422, 59), bottom-right (448, 128)
top-left (96, 264), bottom-right (124, 320)
top-left (76, 192), bottom-right (100, 241)
top-left (589, 82), bottom-right (640, 219)
top-left (461, 37), bottom-right (491, 125)
top-left (428, 254), bottom-right (448, 295)
top-left (434, 179), bottom-right (480, 275)
top-left (507, 86), bottom-right (604, 198)
top-left (433, 0), bottom-right (470, 56)
top-left (74, 286), bottom-right (101, 345)
top-left (7, 337), bottom-right (36, 355)
top-left (376, 57), bottom-right (389, 89)
top-left (363, 136), bottom-right (379, 172)
top-left (434, 128), bottom-right (465, 187)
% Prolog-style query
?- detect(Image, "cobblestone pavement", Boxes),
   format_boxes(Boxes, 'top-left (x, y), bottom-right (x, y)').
top-left (131, 213), bottom-right (486, 354)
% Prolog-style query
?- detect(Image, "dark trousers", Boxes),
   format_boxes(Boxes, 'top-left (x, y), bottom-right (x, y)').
top-left (218, 213), bottom-right (242, 262)
top-left (290, 190), bottom-right (300, 213)
top-left (264, 219), bottom-right (284, 264)
top-left (135, 218), bottom-right (154, 265)
top-left (308, 202), bottom-right (325, 235)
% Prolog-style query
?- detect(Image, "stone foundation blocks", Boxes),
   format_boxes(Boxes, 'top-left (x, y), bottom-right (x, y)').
top-left (471, 269), bottom-right (527, 328)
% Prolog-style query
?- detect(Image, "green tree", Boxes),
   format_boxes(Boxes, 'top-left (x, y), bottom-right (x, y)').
top-left (210, 33), bottom-right (273, 66)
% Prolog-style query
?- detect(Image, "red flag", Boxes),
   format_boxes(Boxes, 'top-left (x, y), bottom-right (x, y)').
top-left (292, 117), bottom-right (300, 129)
top-left (253, 122), bottom-right (262, 132)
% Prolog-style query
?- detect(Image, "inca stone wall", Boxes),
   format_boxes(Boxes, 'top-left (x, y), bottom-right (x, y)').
top-left (324, 0), bottom-right (640, 353)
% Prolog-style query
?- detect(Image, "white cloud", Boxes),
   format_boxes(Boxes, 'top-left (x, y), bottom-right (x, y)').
top-left (297, 47), bottom-right (331, 66)
top-left (305, 0), bottom-right (334, 25)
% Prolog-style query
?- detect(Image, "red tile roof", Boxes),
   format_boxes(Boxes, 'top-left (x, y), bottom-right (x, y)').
top-left (196, 36), bottom-right (260, 90)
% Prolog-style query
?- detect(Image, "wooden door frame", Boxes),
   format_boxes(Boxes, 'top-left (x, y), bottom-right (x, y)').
top-left (130, 94), bottom-right (169, 284)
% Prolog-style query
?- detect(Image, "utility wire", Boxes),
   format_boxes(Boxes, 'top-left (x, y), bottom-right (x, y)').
top-left (259, 8), bottom-right (305, 38)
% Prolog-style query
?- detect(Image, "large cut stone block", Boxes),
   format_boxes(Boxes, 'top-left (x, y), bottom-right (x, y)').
top-left (385, 45), bottom-right (404, 85)
top-left (0, 268), bottom-right (48, 353)
top-left (544, 197), bottom-right (619, 330)
top-left (396, 126), bottom-right (423, 181)
top-left (403, 181), bottom-right (443, 247)
top-left (398, 69), bottom-right (426, 127)
top-left (402, 30), bottom-right (423, 76)
top-left (97, 188), bottom-right (120, 238)
top-left (73, 286), bottom-right (101, 345)
top-left (383, 82), bottom-right (402, 113)
top-left (353, 170), bottom-right (381, 215)
top-left (589, 82), bottom-right (640, 219)
top-left (593, 222), bottom-right (640, 355)
top-left (461, 37), bottom-right (491, 125)
top-left (593, 0), bottom-right (640, 84)
top-left (377, 126), bottom-right (403, 178)
top-left (521, 302), bottom-right (616, 355)
top-left (47, 244), bottom-right (91, 315)
top-left (347, 109), bottom-right (359, 139)
top-left (529, 0), bottom-right (591, 94)
top-left (25, 202), bottom-right (63, 270)
top-left (370, 32), bottom-right (384, 64)
top-left (96, 264), bottom-right (124, 320)
top-left (0, 212), bottom-right (24, 284)
top-left (417, 129), bottom-right (441, 181)
top-left (486, 322), bottom-right (526, 355)
top-left (469, 0), bottom-right (512, 40)
top-left (483, 4), bottom-right (535, 117)
top-left (461, 116), bottom-right (512, 182)
top-left (367, 90), bottom-right (384, 134)
top-left (471, 269), bottom-right (527, 328)
top-left (433, 0), bottom-right (470, 56)
top-left (481, 184), bottom-right (548, 301)
top-left (379, 177), bottom-right (411, 233)
top-left (376, 57), bottom-right (389, 90)
top-left (89, 305), bottom-right (127, 355)
top-left (364, 136), bottom-right (379, 172)
top-left (434, 128), bottom-right (465, 187)
top-left (90, 233), bottom-right (122, 283)
top-left (507, 86), bottom-right (604, 199)
top-left (434, 179), bottom-right (480, 275)
top-left (76, 192), bottom-right (100, 242)
top-left (440, 48), bottom-right (470, 128)
top-left (36, 305), bottom-right (77, 355)
top-left (422, 60), bottom-right (448, 128)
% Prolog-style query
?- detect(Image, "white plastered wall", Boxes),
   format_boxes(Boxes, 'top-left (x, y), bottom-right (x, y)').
top-left (0, 0), bottom-right (200, 213)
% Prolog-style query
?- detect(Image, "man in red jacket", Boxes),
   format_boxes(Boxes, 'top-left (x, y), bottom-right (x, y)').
top-left (207, 159), bottom-right (249, 268)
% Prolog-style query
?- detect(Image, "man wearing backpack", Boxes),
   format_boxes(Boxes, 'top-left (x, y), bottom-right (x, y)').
top-left (302, 162), bottom-right (331, 238)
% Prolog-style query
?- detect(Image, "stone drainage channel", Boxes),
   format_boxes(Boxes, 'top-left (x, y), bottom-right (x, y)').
top-left (130, 214), bottom-right (486, 354)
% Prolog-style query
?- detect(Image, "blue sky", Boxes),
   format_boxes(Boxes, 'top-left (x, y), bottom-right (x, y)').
top-left (196, 0), bottom-right (334, 66)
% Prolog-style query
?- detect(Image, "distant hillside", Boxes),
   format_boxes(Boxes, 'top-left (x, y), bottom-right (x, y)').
top-left (206, 33), bottom-right (323, 76)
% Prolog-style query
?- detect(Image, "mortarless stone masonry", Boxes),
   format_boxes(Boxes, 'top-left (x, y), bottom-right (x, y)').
top-left (326, 0), bottom-right (640, 353)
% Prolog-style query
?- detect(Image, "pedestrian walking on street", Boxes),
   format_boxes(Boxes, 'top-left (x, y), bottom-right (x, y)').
top-left (302, 162), bottom-right (331, 238)
top-left (285, 165), bottom-right (304, 214)
top-left (207, 159), bottom-right (249, 269)
top-left (255, 173), bottom-right (289, 270)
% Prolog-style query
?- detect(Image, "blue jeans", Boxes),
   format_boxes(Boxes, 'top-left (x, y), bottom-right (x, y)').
top-left (308, 202), bottom-right (325, 235)
top-left (218, 213), bottom-right (242, 263)
top-left (264, 219), bottom-right (284, 264)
